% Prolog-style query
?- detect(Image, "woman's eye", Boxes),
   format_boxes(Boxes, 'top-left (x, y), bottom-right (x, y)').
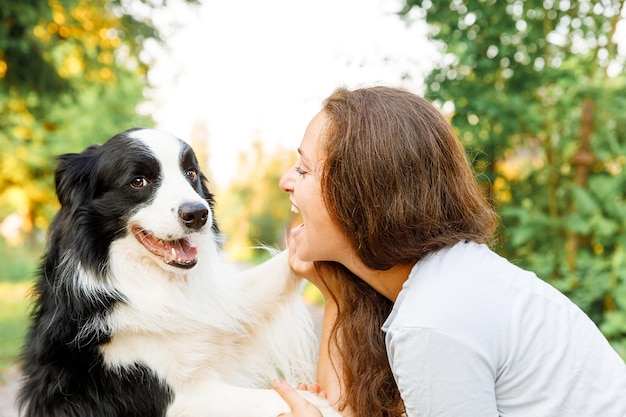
top-left (294, 166), bottom-right (307, 176)
top-left (185, 169), bottom-right (198, 181)
top-left (130, 177), bottom-right (148, 188)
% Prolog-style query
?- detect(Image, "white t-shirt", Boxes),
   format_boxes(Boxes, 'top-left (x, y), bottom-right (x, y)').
top-left (382, 241), bottom-right (626, 417)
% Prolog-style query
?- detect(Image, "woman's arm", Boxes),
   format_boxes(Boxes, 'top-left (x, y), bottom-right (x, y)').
top-left (387, 327), bottom-right (498, 417)
top-left (285, 243), bottom-right (351, 416)
top-left (272, 301), bottom-right (350, 417)
top-left (315, 301), bottom-right (345, 410)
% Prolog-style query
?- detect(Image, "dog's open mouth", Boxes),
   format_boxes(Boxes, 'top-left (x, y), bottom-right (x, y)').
top-left (132, 226), bottom-right (198, 269)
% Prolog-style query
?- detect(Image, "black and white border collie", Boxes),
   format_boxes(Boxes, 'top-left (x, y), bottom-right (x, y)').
top-left (17, 128), bottom-right (338, 417)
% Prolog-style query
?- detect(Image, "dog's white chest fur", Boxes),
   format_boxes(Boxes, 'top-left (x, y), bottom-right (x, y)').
top-left (19, 128), bottom-right (340, 417)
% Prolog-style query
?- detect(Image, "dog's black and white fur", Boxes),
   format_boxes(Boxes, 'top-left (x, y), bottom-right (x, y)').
top-left (18, 128), bottom-right (338, 417)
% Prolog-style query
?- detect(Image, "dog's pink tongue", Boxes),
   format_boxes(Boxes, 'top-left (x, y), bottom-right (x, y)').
top-left (163, 237), bottom-right (197, 264)
top-left (132, 227), bottom-right (199, 268)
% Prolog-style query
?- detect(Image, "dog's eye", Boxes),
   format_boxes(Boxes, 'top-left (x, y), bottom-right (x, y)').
top-left (185, 169), bottom-right (198, 181)
top-left (130, 177), bottom-right (149, 189)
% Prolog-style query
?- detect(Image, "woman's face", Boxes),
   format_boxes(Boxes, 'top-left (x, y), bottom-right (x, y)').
top-left (279, 111), bottom-right (353, 264)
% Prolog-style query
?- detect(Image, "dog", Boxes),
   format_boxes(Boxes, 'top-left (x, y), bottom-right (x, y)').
top-left (17, 128), bottom-right (339, 417)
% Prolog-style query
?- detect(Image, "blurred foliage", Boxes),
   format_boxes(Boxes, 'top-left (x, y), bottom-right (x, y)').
top-left (0, 238), bottom-right (40, 283)
top-left (402, 0), bottom-right (626, 357)
top-left (0, 0), bottom-right (198, 247)
top-left (213, 141), bottom-right (324, 301)
top-left (0, 282), bottom-right (31, 371)
top-left (216, 140), bottom-right (301, 263)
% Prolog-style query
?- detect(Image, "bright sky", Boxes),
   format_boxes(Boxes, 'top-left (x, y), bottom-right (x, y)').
top-left (145, 0), bottom-right (438, 187)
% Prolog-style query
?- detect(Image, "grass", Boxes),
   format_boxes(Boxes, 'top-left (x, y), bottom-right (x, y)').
top-left (0, 282), bottom-right (32, 373)
top-left (0, 239), bottom-right (41, 284)
top-left (0, 239), bottom-right (40, 375)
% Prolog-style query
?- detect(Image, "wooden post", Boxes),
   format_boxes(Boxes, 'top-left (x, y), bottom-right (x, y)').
top-left (566, 98), bottom-right (595, 271)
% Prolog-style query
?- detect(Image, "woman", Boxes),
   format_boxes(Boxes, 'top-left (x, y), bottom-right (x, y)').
top-left (273, 86), bottom-right (626, 417)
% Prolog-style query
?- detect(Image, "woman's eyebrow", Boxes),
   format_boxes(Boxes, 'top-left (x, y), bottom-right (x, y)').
top-left (297, 148), bottom-right (313, 168)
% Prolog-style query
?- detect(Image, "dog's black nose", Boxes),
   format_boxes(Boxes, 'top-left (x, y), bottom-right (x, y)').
top-left (179, 203), bottom-right (209, 230)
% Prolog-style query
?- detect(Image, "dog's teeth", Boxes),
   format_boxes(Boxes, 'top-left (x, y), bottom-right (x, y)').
top-left (291, 205), bottom-right (300, 214)
top-left (171, 248), bottom-right (176, 258)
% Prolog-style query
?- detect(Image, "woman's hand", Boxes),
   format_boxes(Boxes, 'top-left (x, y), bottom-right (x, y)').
top-left (287, 233), bottom-right (330, 297)
top-left (287, 242), bottom-right (318, 283)
top-left (273, 379), bottom-right (323, 417)
top-left (296, 383), bottom-right (327, 399)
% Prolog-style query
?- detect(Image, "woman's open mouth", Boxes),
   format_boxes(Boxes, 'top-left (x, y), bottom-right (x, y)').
top-left (290, 199), bottom-right (300, 214)
top-left (132, 226), bottom-right (198, 269)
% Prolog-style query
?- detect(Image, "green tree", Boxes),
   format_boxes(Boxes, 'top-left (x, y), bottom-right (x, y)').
top-left (216, 140), bottom-right (298, 264)
top-left (0, 0), bottom-right (198, 245)
top-left (401, 0), bottom-right (626, 357)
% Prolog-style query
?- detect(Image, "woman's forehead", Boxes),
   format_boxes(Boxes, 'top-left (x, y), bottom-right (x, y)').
top-left (299, 111), bottom-right (328, 162)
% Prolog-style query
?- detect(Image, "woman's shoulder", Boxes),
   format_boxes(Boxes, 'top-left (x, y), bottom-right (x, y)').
top-left (386, 240), bottom-right (611, 359)
top-left (385, 243), bottom-right (509, 325)
top-left (384, 241), bottom-right (552, 345)
top-left (404, 241), bottom-right (524, 296)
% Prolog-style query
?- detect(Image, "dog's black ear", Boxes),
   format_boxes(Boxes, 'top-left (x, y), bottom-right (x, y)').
top-left (55, 144), bottom-right (101, 209)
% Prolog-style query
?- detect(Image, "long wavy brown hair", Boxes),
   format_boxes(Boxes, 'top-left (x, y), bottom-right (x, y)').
top-left (315, 86), bottom-right (499, 416)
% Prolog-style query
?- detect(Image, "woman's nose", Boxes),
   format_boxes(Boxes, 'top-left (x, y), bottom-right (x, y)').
top-left (279, 168), bottom-right (294, 193)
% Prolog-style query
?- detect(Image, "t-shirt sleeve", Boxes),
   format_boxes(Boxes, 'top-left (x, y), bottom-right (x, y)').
top-left (386, 326), bottom-right (499, 417)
